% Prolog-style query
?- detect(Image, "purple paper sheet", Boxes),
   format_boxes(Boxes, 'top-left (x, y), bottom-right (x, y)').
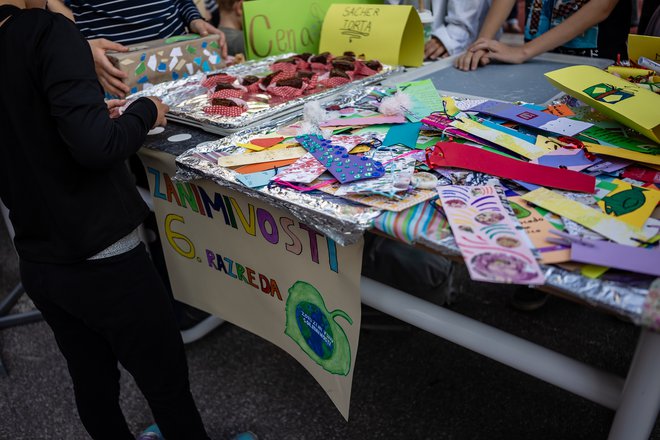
top-left (571, 239), bottom-right (660, 277)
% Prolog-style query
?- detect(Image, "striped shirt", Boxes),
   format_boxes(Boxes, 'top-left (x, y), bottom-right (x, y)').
top-left (67, 0), bottom-right (202, 44)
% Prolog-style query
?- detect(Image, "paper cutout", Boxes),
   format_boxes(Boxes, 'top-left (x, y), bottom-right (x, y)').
top-left (319, 4), bottom-right (424, 66)
top-left (396, 80), bottom-right (443, 121)
top-left (581, 264), bottom-right (609, 279)
top-left (469, 100), bottom-right (592, 136)
top-left (242, 0), bottom-right (382, 59)
top-left (321, 185), bottom-right (436, 211)
top-left (581, 125), bottom-right (659, 154)
top-left (545, 65), bottom-right (660, 142)
top-left (274, 153), bottom-right (327, 183)
top-left (428, 142), bottom-right (596, 193)
top-left (545, 104), bottom-right (575, 117)
top-left (235, 169), bottom-right (278, 188)
top-left (508, 196), bottom-right (570, 264)
top-left (383, 122), bottom-right (422, 148)
top-left (451, 117), bottom-right (548, 160)
top-left (334, 147), bottom-right (415, 196)
top-left (320, 115), bottom-right (406, 127)
top-left (584, 142), bottom-right (660, 166)
top-left (251, 136), bottom-right (285, 148)
top-left (438, 186), bottom-right (545, 285)
top-left (628, 34), bottom-right (660, 67)
top-left (607, 65), bottom-right (655, 80)
top-left (521, 188), bottom-right (649, 246)
top-left (597, 179), bottom-right (660, 228)
top-left (480, 119), bottom-right (538, 144)
top-left (234, 158), bottom-right (299, 174)
top-left (568, 237), bottom-right (660, 277)
top-left (536, 149), bottom-right (601, 172)
top-left (217, 147), bottom-right (307, 167)
top-left (237, 142), bottom-right (265, 151)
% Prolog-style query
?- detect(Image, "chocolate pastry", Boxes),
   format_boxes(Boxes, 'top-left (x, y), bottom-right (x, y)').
top-left (294, 52), bottom-right (312, 60)
top-left (329, 68), bottom-right (350, 79)
top-left (275, 77), bottom-right (304, 88)
top-left (296, 70), bottom-right (314, 80)
top-left (214, 83), bottom-right (237, 91)
top-left (211, 98), bottom-right (238, 106)
top-left (365, 60), bottom-right (382, 71)
top-left (343, 51), bottom-right (356, 58)
top-left (331, 59), bottom-right (355, 71)
top-left (261, 70), bottom-right (282, 88)
top-left (208, 71), bottom-right (230, 78)
top-left (278, 57), bottom-right (298, 64)
top-left (241, 75), bottom-right (260, 86)
top-left (309, 52), bottom-right (330, 64)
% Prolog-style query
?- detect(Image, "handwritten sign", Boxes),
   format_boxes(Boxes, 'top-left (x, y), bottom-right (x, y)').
top-left (243, 0), bottom-right (381, 60)
top-left (319, 4), bottom-right (424, 66)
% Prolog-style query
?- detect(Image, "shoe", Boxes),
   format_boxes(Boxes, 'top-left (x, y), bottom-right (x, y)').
top-left (231, 432), bottom-right (258, 440)
top-left (137, 424), bottom-right (164, 440)
top-left (510, 289), bottom-right (548, 312)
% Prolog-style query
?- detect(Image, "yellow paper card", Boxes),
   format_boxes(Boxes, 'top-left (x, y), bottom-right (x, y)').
top-left (581, 264), bottom-right (609, 279)
top-left (584, 142), bottom-right (660, 166)
top-left (440, 96), bottom-right (460, 117)
top-left (545, 65), bottom-right (660, 143)
top-left (535, 135), bottom-right (562, 152)
top-left (451, 117), bottom-right (548, 159)
top-left (521, 187), bottom-right (649, 247)
top-left (628, 34), bottom-right (660, 65)
top-left (319, 4), bottom-right (424, 66)
top-left (217, 147), bottom-right (306, 167)
top-left (597, 179), bottom-right (660, 228)
top-left (606, 66), bottom-right (655, 80)
top-left (237, 142), bottom-right (265, 151)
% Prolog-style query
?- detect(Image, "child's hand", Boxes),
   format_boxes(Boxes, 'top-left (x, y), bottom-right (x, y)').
top-left (454, 47), bottom-right (491, 71)
top-left (106, 99), bottom-right (127, 119)
top-left (468, 39), bottom-right (528, 65)
top-left (424, 37), bottom-right (448, 60)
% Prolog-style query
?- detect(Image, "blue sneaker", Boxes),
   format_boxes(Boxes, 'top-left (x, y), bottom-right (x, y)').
top-left (231, 432), bottom-right (258, 440)
top-left (137, 424), bottom-right (164, 440)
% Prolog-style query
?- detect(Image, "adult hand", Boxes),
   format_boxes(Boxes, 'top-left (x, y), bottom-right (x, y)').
top-left (424, 37), bottom-right (448, 60)
top-left (88, 38), bottom-right (131, 98)
top-left (468, 38), bottom-right (528, 65)
top-left (146, 97), bottom-right (169, 128)
top-left (106, 99), bottom-right (127, 118)
top-left (189, 19), bottom-right (228, 59)
top-left (454, 48), bottom-right (491, 71)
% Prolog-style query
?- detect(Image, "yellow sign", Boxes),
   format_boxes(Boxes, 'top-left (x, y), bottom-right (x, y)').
top-left (628, 34), bottom-right (660, 64)
top-left (545, 65), bottom-right (660, 143)
top-left (319, 4), bottom-right (424, 66)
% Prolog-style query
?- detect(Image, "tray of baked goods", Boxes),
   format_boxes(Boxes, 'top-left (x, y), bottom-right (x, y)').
top-left (130, 52), bottom-right (400, 135)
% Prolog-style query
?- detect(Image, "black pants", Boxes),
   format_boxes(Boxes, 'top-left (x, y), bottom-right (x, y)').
top-left (19, 244), bottom-right (210, 440)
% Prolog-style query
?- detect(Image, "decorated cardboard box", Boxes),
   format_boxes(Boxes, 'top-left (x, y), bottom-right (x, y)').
top-left (107, 34), bottom-right (224, 94)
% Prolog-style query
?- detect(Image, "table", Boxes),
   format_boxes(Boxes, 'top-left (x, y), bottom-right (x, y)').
top-left (139, 54), bottom-right (660, 439)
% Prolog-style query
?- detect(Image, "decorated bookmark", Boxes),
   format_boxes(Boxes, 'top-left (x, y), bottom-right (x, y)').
top-left (438, 185), bottom-right (545, 285)
top-left (273, 153), bottom-right (327, 184)
top-left (468, 100), bottom-right (592, 136)
top-left (596, 179), bottom-right (660, 228)
top-left (521, 188), bottom-right (649, 246)
top-left (427, 141), bottom-right (596, 193)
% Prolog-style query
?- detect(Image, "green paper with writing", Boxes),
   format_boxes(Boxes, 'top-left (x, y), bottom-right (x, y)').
top-left (243, 0), bottom-right (381, 60)
top-left (319, 4), bottom-right (424, 66)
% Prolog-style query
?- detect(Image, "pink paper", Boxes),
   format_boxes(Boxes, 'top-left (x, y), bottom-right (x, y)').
top-left (320, 115), bottom-right (406, 127)
top-left (570, 239), bottom-right (660, 277)
top-left (274, 153), bottom-right (326, 183)
top-left (439, 185), bottom-right (545, 285)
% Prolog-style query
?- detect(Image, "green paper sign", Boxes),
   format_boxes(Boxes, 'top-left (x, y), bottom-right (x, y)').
top-left (243, 0), bottom-right (382, 60)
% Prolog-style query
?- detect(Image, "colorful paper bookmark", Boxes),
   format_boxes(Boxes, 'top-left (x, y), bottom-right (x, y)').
top-left (427, 142), bottom-right (596, 193)
top-left (438, 185), bottom-right (545, 285)
top-left (597, 179), bottom-right (660, 228)
top-left (521, 188), bottom-right (649, 247)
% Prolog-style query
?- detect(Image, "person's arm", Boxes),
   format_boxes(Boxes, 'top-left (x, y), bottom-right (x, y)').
top-left (425, 0), bottom-right (489, 60)
top-left (174, 0), bottom-right (228, 58)
top-left (460, 0), bottom-right (620, 70)
top-left (45, 0), bottom-right (74, 21)
top-left (38, 15), bottom-right (163, 169)
top-left (454, 0), bottom-right (514, 70)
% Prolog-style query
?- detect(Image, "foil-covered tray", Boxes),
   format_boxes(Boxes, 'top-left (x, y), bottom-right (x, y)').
top-left (130, 53), bottom-right (400, 135)
top-left (175, 86), bottom-right (383, 246)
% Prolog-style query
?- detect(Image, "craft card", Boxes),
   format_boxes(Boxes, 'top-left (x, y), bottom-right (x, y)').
top-left (628, 34), bottom-right (660, 66)
top-left (567, 237), bottom-right (660, 277)
top-left (217, 147), bottom-right (307, 167)
top-left (319, 4), bottom-right (424, 66)
top-left (396, 80), bottom-right (444, 122)
top-left (334, 147), bottom-right (415, 196)
top-left (330, 133), bottom-right (383, 150)
top-left (274, 153), bottom-right (327, 183)
top-left (536, 149), bottom-right (602, 172)
top-left (235, 169), bottom-right (278, 188)
top-left (584, 142), bottom-right (660, 166)
top-left (508, 196), bottom-right (571, 264)
top-left (320, 115), bottom-right (406, 127)
top-left (469, 100), bottom-right (592, 136)
top-left (545, 65), bottom-right (660, 143)
top-left (597, 179), bottom-right (660, 228)
top-left (581, 125), bottom-right (660, 154)
top-left (322, 185), bottom-right (436, 211)
top-left (521, 188), bottom-right (649, 246)
top-left (451, 117), bottom-right (548, 160)
top-left (438, 186), bottom-right (545, 285)
top-left (383, 122), bottom-right (422, 148)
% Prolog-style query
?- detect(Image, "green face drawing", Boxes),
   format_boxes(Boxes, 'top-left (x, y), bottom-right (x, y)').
top-left (602, 186), bottom-right (647, 216)
top-left (284, 281), bottom-right (353, 376)
top-left (510, 201), bottom-right (531, 219)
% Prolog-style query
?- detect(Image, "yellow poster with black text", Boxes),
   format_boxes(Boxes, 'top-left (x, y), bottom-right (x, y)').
top-left (139, 149), bottom-right (363, 419)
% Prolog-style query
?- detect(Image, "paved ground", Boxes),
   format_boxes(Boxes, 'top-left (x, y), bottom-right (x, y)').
top-left (1, 213), bottom-right (659, 440)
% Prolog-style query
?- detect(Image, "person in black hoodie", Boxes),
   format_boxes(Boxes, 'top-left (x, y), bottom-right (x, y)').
top-left (0, 1), bottom-right (216, 439)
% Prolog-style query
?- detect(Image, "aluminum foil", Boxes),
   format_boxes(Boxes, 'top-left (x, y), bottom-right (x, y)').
top-left (175, 87), bottom-right (383, 246)
top-left (130, 53), bottom-right (399, 135)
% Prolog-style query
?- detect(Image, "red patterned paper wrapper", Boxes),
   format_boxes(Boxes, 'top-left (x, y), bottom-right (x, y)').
top-left (266, 84), bottom-right (307, 98)
top-left (354, 60), bottom-right (380, 77)
top-left (243, 81), bottom-right (262, 93)
top-left (208, 86), bottom-right (246, 99)
top-left (202, 98), bottom-right (248, 117)
top-left (201, 74), bottom-right (237, 89)
top-left (302, 73), bottom-right (320, 90)
top-left (270, 62), bottom-right (299, 75)
top-left (319, 76), bottom-right (351, 88)
top-left (259, 71), bottom-right (290, 91)
top-left (309, 61), bottom-right (331, 72)
top-left (296, 59), bottom-right (311, 71)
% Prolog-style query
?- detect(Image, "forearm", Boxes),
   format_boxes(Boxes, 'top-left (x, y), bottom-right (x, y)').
top-left (477, 0), bottom-right (516, 39)
top-left (520, 0), bottom-right (619, 60)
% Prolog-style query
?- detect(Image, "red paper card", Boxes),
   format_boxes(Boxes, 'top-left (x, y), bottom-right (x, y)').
top-left (250, 137), bottom-right (285, 148)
